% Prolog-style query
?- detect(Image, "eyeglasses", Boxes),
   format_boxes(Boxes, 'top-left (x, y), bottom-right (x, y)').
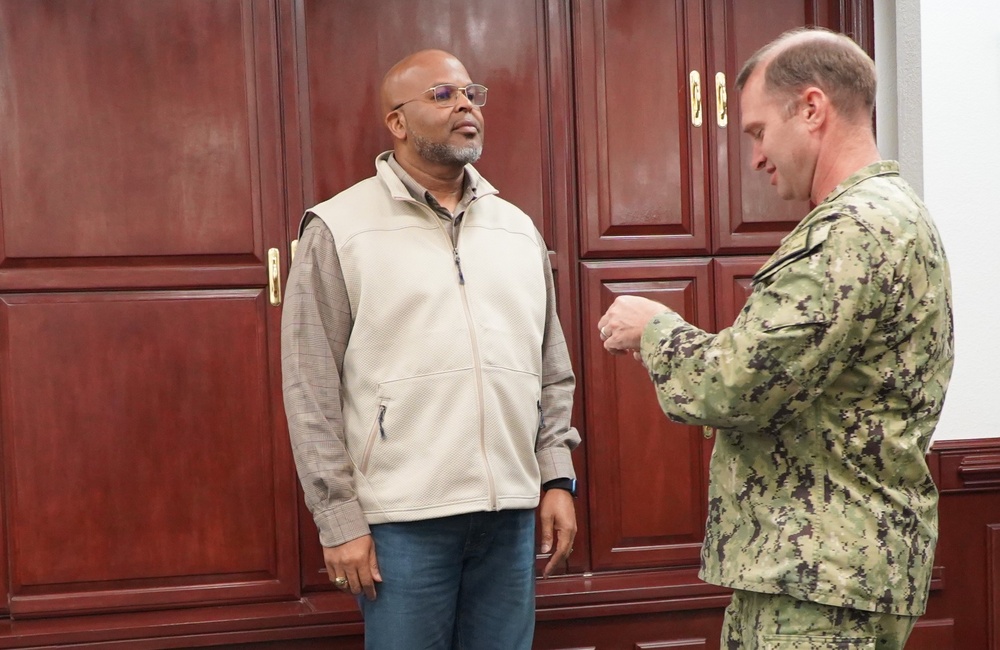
top-left (391, 84), bottom-right (488, 111)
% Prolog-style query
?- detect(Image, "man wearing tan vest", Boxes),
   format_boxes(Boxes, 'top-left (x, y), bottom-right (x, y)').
top-left (281, 50), bottom-right (579, 649)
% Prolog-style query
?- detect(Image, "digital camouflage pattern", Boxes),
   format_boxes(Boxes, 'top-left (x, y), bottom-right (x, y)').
top-left (721, 590), bottom-right (915, 650)
top-left (639, 161), bottom-right (954, 616)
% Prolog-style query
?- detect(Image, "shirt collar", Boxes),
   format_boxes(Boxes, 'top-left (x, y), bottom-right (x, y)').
top-left (779, 160), bottom-right (902, 245)
top-left (376, 151), bottom-right (496, 201)
top-left (820, 160), bottom-right (900, 205)
top-left (379, 152), bottom-right (494, 213)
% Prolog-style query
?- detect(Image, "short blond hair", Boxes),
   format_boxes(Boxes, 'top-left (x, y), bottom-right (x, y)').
top-left (736, 27), bottom-right (876, 120)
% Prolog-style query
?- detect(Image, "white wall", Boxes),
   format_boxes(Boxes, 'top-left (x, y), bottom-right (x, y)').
top-left (876, 0), bottom-right (1000, 439)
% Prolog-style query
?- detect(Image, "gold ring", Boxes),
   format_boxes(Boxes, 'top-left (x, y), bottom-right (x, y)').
top-left (333, 576), bottom-right (348, 588)
top-left (600, 326), bottom-right (609, 339)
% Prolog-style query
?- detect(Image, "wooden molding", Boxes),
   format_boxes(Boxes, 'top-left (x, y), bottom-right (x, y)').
top-left (635, 640), bottom-right (707, 649)
top-left (933, 439), bottom-right (1000, 492)
top-left (536, 567), bottom-right (731, 620)
top-left (908, 618), bottom-right (955, 650)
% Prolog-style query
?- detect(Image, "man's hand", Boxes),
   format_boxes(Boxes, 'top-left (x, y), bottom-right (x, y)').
top-left (539, 488), bottom-right (577, 578)
top-left (598, 295), bottom-right (671, 354)
top-left (324, 534), bottom-right (382, 600)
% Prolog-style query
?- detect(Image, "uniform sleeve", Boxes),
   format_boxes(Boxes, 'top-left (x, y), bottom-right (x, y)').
top-left (534, 231), bottom-right (581, 483)
top-left (281, 217), bottom-right (370, 547)
top-left (639, 217), bottom-right (892, 432)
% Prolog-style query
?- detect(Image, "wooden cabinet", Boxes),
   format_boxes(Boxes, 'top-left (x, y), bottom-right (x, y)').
top-left (0, 0), bottom-right (297, 618)
top-left (581, 260), bottom-right (714, 570)
top-left (0, 0), bottom-right (877, 646)
top-left (574, 0), bottom-right (710, 256)
top-left (574, 0), bottom-right (871, 575)
top-left (574, 0), bottom-right (859, 257)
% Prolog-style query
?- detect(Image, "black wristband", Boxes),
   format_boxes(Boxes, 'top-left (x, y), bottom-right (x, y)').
top-left (542, 477), bottom-right (577, 497)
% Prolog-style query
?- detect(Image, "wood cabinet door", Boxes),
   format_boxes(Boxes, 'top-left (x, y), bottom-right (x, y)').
top-left (0, 0), bottom-right (296, 617)
top-left (574, 0), bottom-right (711, 257)
top-left (581, 260), bottom-right (714, 570)
top-left (280, 0), bottom-right (585, 590)
top-left (712, 256), bottom-right (768, 329)
top-left (707, 0), bottom-right (871, 254)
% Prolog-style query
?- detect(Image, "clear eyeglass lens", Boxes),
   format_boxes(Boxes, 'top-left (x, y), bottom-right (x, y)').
top-left (431, 84), bottom-right (487, 107)
top-left (466, 85), bottom-right (487, 106)
top-left (432, 85), bottom-right (458, 104)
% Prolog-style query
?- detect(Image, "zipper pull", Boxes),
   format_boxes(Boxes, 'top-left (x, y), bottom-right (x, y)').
top-left (453, 248), bottom-right (465, 285)
top-left (378, 404), bottom-right (387, 439)
top-left (537, 401), bottom-right (545, 430)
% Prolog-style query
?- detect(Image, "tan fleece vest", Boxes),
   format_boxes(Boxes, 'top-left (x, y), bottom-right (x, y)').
top-left (309, 156), bottom-right (547, 524)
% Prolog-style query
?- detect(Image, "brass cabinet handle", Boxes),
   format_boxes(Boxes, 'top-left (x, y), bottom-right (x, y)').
top-left (716, 72), bottom-right (728, 127)
top-left (689, 70), bottom-right (703, 127)
top-left (267, 247), bottom-right (282, 306)
top-left (290, 238), bottom-right (298, 262)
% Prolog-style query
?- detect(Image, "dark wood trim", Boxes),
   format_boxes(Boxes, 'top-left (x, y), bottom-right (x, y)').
top-left (909, 618), bottom-right (956, 650)
top-left (0, 569), bottom-right (722, 648)
top-left (536, 568), bottom-right (730, 618)
top-left (933, 438), bottom-right (1000, 492)
top-left (0, 559), bottom-right (949, 647)
top-left (636, 640), bottom-right (707, 649)
top-left (990, 524), bottom-right (1000, 650)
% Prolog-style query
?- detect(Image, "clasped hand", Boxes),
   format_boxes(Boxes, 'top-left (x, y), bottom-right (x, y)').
top-left (597, 295), bottom-right (671, 361)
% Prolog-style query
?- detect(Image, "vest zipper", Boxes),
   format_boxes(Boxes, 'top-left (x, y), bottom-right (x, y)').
top-left (453, 247), bottom-right (465, 285)
top-left (413, 198), bottom-right (496, 509)
top-left (451, 218), bottom-right (496, 508)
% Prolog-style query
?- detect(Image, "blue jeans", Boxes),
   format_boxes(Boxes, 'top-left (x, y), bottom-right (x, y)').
top-left (360, 509), bottom-right (536, 650)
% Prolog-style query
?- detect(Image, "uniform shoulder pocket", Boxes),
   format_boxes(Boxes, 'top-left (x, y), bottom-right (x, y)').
top-left (753, 222), bottom-right (833, 285)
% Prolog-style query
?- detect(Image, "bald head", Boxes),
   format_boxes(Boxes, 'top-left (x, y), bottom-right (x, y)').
top-left (380, 49), bottom-right (471, 116)
top-left (736, 28), bottom-right (876, 122)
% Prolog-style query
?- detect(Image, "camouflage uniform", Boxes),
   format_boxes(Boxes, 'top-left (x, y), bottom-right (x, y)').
top-left (721, 590), bottom-right (915, 649)
top-left (640, 162), bottom-right (954, 626)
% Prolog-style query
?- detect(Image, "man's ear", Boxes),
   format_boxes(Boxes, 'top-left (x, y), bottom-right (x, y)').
top-left (385, 110), bottom-right (407, 140)
top-left (801, 87), bottom-right (827, 131)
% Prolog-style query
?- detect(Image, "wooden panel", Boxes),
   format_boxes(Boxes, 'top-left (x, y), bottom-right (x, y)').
top-left (574, 0), bottom-right (709, 256)
top-left (935, 439), bottom-right (1000, 493)
top-left (712, 256), bottom-right (767, 330)
top-left (296, 0), bottom-right (570, 250)
top-left (923, 441), bottom-right (1000, 650)
top-left (0, 290), bottom-right (297, 616)
top-left (536, 609), bottom-right (723, 650)
top-left (581, 260), bottom-right (713, 571)
top-left (0, 0), bottom-right (282, 264)
top-left (707, 1), bottom-right (840, 253)
top-left (991, 525), bottom-right (1000, 650)
top-left (907, 619), bottom-right (955, 650)
top-left (636, 640), bottom-right (706, 650)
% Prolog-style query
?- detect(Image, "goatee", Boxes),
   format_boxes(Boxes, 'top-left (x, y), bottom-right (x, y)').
top-left (412, 133), bottom-right (482, 165)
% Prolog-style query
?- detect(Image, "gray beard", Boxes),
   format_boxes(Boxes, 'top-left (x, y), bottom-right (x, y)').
top-left (411, 133), bottom-right (482, 165)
